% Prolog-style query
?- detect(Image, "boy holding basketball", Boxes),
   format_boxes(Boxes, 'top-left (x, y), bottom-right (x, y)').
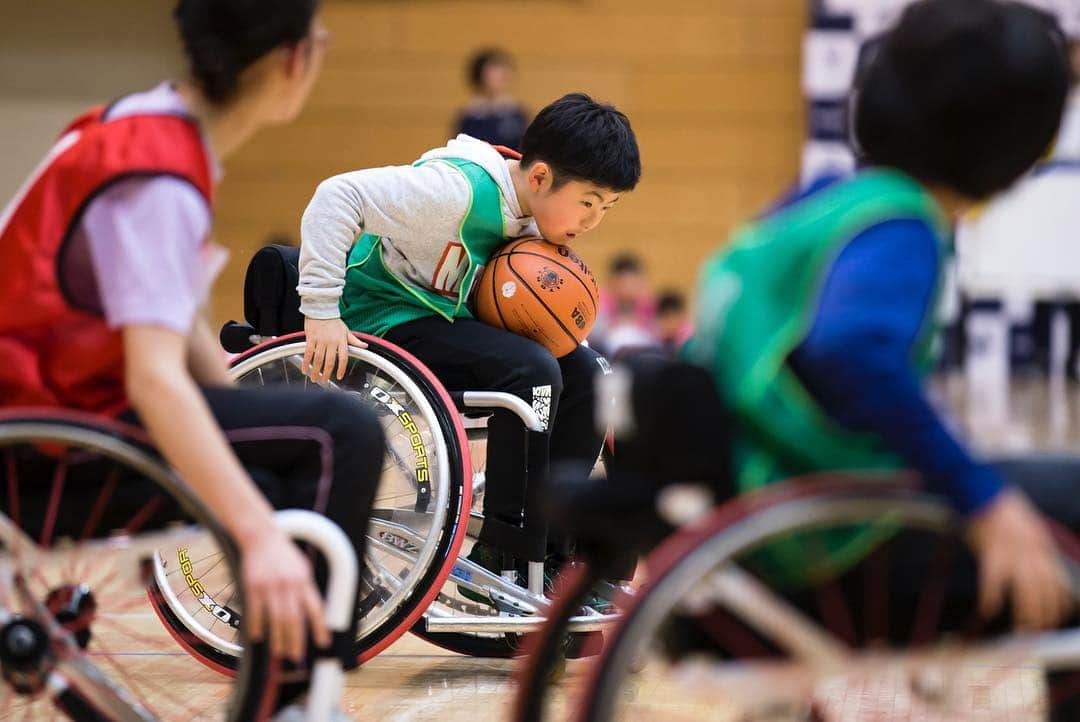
top-left (298, 93), bottom-right (641, 585)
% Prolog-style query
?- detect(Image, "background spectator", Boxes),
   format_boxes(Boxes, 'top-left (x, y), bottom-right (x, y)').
top-left (656, 289), bottom-right (693, 354)
top-left (591, 252), bottom-right (658, 357)
top-left (453, 47), bottom-right (529, 150)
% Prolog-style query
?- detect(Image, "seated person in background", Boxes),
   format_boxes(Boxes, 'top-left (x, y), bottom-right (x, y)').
top-left (655, 289), bottom-right (692, 355)
top-left (298, 93), bottom-right (640, 590)
top-left (677, 1), bottom-right (1078, 717)
top-left (453, 47), bottom-right (530, 151)
top-left (598, 289), bottom-right (691, 360)
top-left (590, 252), bottom-right (658, 356)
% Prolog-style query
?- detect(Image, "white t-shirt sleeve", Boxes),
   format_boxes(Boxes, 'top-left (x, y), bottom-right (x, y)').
top-left (83, 175), bottom-right (214, 334)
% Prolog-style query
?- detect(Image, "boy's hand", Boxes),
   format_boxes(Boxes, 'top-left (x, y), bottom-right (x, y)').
top-left (302, 317), bottom-right (367, 383)
top-left (966, 490), bottom-right (1073, 630)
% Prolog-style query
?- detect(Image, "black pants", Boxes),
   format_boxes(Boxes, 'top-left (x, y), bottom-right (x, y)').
top-left (385, 317), bottom-right (607, 552)
top-left (122, 386), bottom-right (384, 677)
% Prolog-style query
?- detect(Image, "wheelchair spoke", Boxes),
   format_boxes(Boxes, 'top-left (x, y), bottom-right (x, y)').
top-left (700, 565), bottom-right (848, 663)
top-left (861, 543), bottom-right (889, 643)
top-left (95, 614), bottom-right (181, 653)
top-left (88, 640), bottom-right (169, 719)
top-left (120, 497), bottom-right (163, 536)
top-left (815, 579), bottom-right (857, 647)
top-left (39, 458), bottom-right (68, 548)
top-left (371, 492), bottom-right (423, 507)
top-left (910, 536), bottom-right (955, 646)
top-left (5, 449), bottom-right (19, 530)
top-left (54, 655), bottom-right (158, 722)
top-left (163, 550), bottom-right (223, 578)
top-left (79, 467), bottom-right (120, 542)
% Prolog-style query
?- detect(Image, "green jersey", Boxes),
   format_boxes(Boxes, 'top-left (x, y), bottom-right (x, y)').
top-left (686, 170), bottom-right (948, 585)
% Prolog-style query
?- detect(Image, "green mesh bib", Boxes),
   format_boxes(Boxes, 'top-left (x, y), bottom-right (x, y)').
top-left (686, 170), bottom-right (948, 587)
top-left (340, 158), bottom-right (508, 336)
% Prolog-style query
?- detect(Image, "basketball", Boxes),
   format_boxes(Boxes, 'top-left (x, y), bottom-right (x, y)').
top-left (474, 237), bottom-right (599, 357)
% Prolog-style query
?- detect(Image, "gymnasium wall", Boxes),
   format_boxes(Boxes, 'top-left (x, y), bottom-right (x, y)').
top-left (0, 0), bottom-right (806, 325)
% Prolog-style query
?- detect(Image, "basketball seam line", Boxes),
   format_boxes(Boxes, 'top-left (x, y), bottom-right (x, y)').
top-left (490, 254), bottom-right (510, 330)
top-left (500, 250), bottom-right (598, 315)
top-left (506, 259), bottom-right (579, 349)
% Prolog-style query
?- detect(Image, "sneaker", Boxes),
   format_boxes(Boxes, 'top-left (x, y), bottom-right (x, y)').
top-left (582, 593), bottom-right (617, 615)
top-left (272, 703), bottom-right (355, 722)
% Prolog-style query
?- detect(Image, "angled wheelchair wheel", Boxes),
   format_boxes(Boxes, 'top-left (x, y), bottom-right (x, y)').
top-left (513, 562), bottom-right (609, 722)
top-left (188, 332), bottom-right (471, 665)
top-left (572, 475), bottom-right (1080, 722)
top-left (0, 410), bottom-right (275, 721)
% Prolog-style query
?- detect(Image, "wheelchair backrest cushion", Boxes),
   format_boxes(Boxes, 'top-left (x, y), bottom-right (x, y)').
top-left (243, 244), bottom-right (304, 337)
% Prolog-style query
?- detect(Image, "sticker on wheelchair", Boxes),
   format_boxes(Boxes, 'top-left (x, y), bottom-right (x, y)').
top-left (149, 537), bottom-right (243, 658)
top-left (228, 339), bottom-right (468, 656)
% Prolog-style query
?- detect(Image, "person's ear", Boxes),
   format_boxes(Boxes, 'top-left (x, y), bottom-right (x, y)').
top-left (527, 162), bottom-right (552, 193)
top-left (282, 42), bottom-right (307, 82)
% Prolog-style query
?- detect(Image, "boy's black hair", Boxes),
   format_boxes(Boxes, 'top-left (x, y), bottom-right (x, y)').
top-left (521, 93), bottom-right (641, 193)
top-left (657, 290), bottom-right (686, 315)
top-left (853, 0), bottom-right (1070, 200)
top-left (609, 252), bottom-right (644, 276)
top-left (174, 0), bottom-right (319, 105)
top-left (468, 47), bottom-right (513, 91)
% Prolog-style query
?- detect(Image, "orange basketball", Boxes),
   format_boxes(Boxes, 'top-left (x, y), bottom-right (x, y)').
top-left (475, 238), bottom-right (599, 357)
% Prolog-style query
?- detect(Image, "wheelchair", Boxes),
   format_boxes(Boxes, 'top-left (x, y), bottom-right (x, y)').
top-left (165, 244), bottom-right (622, 668)
top-left (0, 408), bottom-right (356, 721)
top-left (512, 358), bottom-right (1080, 722)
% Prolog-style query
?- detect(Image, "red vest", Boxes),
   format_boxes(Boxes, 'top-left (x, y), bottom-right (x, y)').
top-left (0, 107), bottom-right (213, 415)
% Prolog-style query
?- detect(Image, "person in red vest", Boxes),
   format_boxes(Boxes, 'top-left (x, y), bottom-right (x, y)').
top-left (0, 2), bottom-right (381, 717)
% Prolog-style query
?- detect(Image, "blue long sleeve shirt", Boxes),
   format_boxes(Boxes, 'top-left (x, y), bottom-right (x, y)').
top-left (784, 214), bottom-right (1004, 515)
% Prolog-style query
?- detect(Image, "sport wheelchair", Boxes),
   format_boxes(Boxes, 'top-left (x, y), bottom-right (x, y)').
top-left (177, 245), bottom-right (622, 667)
top-left (0, 409), bottom-right (357, 722)
top-left (513, 358), bottom-right (1080, 722)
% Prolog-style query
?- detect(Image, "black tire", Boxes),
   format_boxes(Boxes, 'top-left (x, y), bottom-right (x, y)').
top-left (409, 626), bottom-right (520, 658)
top-left (512, 562), bottom-right (605, 722)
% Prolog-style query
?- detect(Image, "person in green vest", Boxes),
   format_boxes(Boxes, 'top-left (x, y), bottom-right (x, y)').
top-left (675, 0), bottom-right (1080, 716)
top-left (297, 93), bottom-right (640, 594)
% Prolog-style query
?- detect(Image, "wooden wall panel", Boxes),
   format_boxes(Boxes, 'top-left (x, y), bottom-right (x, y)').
top-left (214, 0), bottom-right (806, 323)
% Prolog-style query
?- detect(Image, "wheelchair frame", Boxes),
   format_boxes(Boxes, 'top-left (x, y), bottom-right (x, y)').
top-left (226, 331), bottom-right (624, 645)
top-left (0, 410), bottom-right (358, 722)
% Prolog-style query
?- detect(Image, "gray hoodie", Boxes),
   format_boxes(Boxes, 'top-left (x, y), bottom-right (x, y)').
top-left (298, 135), bottom-right (539, 320)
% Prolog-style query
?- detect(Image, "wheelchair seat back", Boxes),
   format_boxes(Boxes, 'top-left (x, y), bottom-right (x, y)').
top-left (243, 244), bottom-right (304, 337)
